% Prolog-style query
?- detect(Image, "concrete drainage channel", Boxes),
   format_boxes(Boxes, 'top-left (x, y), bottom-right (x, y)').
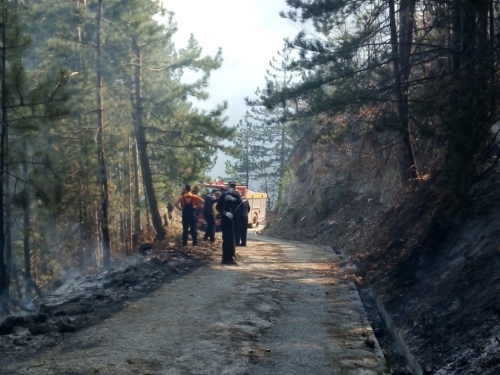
top-left (366, 285), bottom-right (424, 375)
top-left (333, 245), bottom-right (425, 375)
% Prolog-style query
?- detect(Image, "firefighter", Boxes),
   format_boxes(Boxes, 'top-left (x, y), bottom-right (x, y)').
top-left (215, 181), bottom-right (241, 264)
top-left (212, 191), bottom-right (221, 219)
top-left (193, 185), bottom-right (201, 196)
top-left (235, 191), bottom-right (250, 247)
top-left (174, 184), bottom-right (204, 246)
top-left (166, 202), bottom-right (174, 221)
top-left (202, 191), bottom-right (217, 242)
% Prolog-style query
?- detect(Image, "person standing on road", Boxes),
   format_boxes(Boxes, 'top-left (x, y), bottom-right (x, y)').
top-left (174, 184), bottom-right (204, 246)
top-left (166, 202), bottom-right (174, 221)
top-left (235, 191), bottom-right (250, 247)
top-left (215, 181), bottom-right (241, 264)
top-left (193, 185), bottom-right (201, 196)
top-left (202, 191), bottom-right (217, 242)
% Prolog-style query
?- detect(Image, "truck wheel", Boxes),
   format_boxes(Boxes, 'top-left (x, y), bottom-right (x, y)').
top-left (249, 213), bottom-right (259, 228)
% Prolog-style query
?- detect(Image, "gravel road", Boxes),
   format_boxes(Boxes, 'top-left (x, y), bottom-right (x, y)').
top-left (2, 236), bottom-right (385, 375)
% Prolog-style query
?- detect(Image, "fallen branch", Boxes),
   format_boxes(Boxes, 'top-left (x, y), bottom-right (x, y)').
top-left (12, 268), bottom-right (44, 299)
top-left (9, 298), bottom-right (35, 313)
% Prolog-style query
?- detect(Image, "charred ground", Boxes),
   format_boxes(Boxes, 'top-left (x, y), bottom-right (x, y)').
top-left (266, 172), bottom-right (500, 375)
top-left (0, 238), bottom-right (220, 368)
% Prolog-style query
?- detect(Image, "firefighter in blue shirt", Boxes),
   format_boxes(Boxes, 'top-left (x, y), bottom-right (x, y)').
top-left (202, 192), bottom-right (217, 242)
top-left (235, 191), bottom-right (250, 247)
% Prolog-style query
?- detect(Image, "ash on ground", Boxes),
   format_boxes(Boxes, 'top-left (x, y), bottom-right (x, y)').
top-left (0, 240), bottom-right (220, 362)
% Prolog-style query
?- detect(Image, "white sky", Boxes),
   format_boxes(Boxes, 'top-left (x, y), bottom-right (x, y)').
top-left (160, 0), bottom-right (300, 179)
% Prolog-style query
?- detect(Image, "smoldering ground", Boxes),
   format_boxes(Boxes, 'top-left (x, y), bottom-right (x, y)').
top-left (0, 239), bottom-right (220, 365)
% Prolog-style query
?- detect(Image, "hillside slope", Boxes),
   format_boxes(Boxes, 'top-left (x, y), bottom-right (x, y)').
top-left (267, 128), bottom-right (500, 375)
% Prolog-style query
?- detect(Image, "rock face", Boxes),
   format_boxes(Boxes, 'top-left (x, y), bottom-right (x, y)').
top-left (269, 126), bottom-right (406, 241)
top-left (287, 129), bottom-right (402, 206)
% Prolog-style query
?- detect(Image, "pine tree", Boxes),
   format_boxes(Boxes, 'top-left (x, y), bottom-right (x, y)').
top-left (225, 114), bottom-right (262, 188)
top-left (251, 48), bottom-right (302, 202)
top-left (273, 0), bottom-right (500, 194)
top-left (261, 1), bottom-right (419, 183)
top-left (0, 0), bottom-right (236, 305)
top-left (0, 0), bottom-right (68, 312)
top-left (106, 2), bottom-right (232, 240)
top-left (96, 0), bottom-right (112, 268)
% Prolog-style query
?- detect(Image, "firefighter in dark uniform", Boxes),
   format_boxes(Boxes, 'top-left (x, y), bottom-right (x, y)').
top-left (202, 192), bottom-right (217, 242)
top-left (235, 191), bottom-right (250, 247)
top-left (174, 184), bottom-right (204, 246)
top-left (215, 181), bottom-right (241, 264)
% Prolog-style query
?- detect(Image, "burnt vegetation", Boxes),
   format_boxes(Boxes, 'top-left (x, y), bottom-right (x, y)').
top-left (0, 0), bottom-right (499, 373)
top-left (0, 0), bottom-right (235, 316)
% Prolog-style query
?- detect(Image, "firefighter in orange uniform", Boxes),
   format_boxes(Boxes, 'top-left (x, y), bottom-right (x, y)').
top-left (174, 184), bottom-right (204, 246)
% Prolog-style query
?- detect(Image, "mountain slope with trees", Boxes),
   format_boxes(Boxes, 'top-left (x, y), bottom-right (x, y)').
top-left (0, 0), bottom-right (235, 315)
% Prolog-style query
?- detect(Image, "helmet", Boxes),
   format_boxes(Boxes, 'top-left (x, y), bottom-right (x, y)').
top-left (227, 180), bottom-right (236, 187)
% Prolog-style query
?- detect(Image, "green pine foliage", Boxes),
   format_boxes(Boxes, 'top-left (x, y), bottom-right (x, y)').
top-left (0, 0), bottom-right (236, 308)
top-left (230, 47), bottom-right (302, 208)
top-left (259, 0), bottom-right (500, 192)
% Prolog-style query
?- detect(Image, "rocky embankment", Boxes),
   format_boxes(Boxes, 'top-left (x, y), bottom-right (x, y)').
top-left (0, 241), bottom-right (219, 363)
top-left (267, 125), bottom-right (500, 375)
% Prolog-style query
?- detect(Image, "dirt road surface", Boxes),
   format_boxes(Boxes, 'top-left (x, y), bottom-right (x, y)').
top-left (2, 236), bottom-right (384, 375)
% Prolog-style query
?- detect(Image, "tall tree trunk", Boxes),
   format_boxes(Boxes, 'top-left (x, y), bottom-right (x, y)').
top-left (95, 209), bottom-right (102, 267)
top-left (96, 0), bottom-right (111, 268)
top-left (489, 0), bottom-right (495, 111)
top-left (388, 0), bottom-right (418, 182)
top-left (22, 141), bottom-right (31, 302)
top-left (132, 45), bottom-right (165, 240)
top-left (0, 5), bottom-right (9, 314)
top-left (132, 139), bottom-right (141, 246)
top-left (76, 5), bottom-right (89, 270)
top-left (477, 1), bottom-right (488, 92)
top-left (77, 23), bottom-right (85, 272)
top-left (143, 183), bottom-right (151, 229)
top-left (78, 141), bottom-right (85, 271)
top-left (446, 1), bottom-right (479, 193)
top-left (452, 0), bottom-right (462, 74)
top-left (119, 213), bottom-right (125, 244)
top-left (245, 145), bottom-right (249, 188)
top-left (278, 70), bottom-right (288, 203)
top-left (127, 136), bottom-right (132, 255)
top-left (278, 124), bottom-right (286, 204)
top-left (84, 153), bottom-right (94, 267)
top-left (4, 123), bottom-right (11, 305)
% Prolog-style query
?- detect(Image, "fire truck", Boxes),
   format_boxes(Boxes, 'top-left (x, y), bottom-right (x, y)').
top-left (198, 180), bottom-right (268, 229)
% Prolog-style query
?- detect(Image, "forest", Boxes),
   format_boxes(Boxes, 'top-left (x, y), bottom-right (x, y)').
top-left (229, 0), bottom-right (500, 209)
top-left (0, 0), bottom-right (235, 315)
top-left (1, 0), bottom-right (499, 326)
